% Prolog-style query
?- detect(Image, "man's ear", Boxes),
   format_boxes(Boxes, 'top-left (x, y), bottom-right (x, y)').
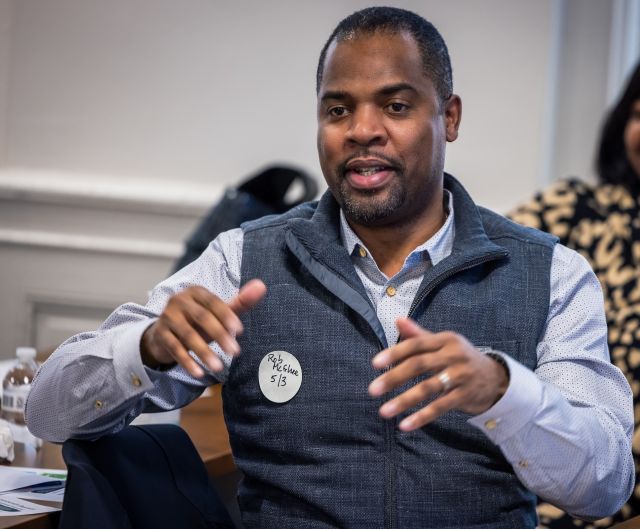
top-left (444, 95), bottom-right (462, 142)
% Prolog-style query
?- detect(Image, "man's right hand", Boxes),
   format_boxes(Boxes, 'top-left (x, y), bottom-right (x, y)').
top-left (140, 279), bottom-right (267, 377)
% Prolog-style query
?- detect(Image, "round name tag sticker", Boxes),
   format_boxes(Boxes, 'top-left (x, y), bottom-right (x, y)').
top-left (258, 351), bottom-right (302, 403)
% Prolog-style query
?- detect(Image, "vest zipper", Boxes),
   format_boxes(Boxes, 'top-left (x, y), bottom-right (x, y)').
top-left (383, 251), bottom-right (506, 529)
top-left (385, 395), bottom-right (396, 529)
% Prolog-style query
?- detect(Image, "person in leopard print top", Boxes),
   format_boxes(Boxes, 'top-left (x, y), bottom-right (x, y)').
top-left (510, 61), bottom-right (640, 528)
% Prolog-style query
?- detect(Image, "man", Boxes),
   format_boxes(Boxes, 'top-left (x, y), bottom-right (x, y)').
top-left (26, 7), bottom-right (632, 528)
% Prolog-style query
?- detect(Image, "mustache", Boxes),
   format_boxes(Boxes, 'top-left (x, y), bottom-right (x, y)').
top-left (338, 152), bottom-right (403, 176)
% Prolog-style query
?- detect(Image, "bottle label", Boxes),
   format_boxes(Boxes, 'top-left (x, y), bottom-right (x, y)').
top-left (2, 385), bottom-right (31, 414)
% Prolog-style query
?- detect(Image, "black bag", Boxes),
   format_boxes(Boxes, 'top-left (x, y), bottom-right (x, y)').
top-left (172, 165), bottom-right (317, 273)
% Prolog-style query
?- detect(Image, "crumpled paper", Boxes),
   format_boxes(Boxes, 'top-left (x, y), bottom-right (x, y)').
top-left (0, 419), bottom-right (15, 462)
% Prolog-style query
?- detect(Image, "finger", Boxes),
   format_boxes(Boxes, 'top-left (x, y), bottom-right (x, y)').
top-left (398, 388), bottom-right (463, 431)
top-left (190, 288), bottom-right (244, 338)
top-left (372, 322), bottom-right (444, 370)
top-left (369, 352), bottom-right (447, 396)
top-left (157, 327), bottom-right (206, 378)
top-left (396, 317), bottom-right (428, 339)
top-left (377, 371), bottom-right (450, 417)
top-left (372, 336), bottom-right (443, 372)
top-left (228, 279), bottom-right (267, 321)
top-left (168, 314), bottom-right (225, 373)
top-left (186, 307), bottom-right (240, 356)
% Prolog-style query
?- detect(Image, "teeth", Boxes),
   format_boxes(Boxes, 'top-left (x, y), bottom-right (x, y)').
top-left (354, 167), bottom-right (383, 176)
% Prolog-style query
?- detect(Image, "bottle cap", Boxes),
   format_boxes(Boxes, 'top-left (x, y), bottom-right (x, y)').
top-left (16, 347), bottom-right (37, 362)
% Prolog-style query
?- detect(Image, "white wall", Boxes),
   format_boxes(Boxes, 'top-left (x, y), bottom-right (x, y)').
top-left (0, 0), bottom-right (11, 164)
top-left (4, 0), bottom-right (323, 185)
top-left (439, 0), bottom-right (558, 209)
top-left (0, 0), bottom-right (636, 358)
top-left (551, 0), bottom-right (613, 186)
top-left (2, 0), bottom-right (565, 206)
top-left (608, 0), bottom-right (640, 105)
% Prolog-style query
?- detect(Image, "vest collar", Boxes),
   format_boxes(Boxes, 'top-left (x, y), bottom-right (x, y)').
top-left (286, 173), bottom-right (508, 268)
top-left (283, 175), bottom-right (509, 345)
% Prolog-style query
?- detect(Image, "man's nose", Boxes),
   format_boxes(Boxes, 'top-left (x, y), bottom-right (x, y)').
top-left (345, 106), bottom-right (387, 146)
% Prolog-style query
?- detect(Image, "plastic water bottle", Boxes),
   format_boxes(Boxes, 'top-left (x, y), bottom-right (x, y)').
top-left (1, 347), bottom-right (38, 425)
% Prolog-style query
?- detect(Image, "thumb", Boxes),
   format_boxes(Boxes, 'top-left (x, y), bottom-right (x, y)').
top-left (396, 317), bottom-right (431, 339)
top-left (228, 279), bottom-right (267, 315)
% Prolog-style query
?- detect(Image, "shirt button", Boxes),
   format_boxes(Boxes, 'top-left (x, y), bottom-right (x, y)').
top-left (484, 419), bottom-right (498, 430)
top-left (95, 400), bottom-right (103, 409)
top-left (386, 286), bottom-right (397, 297)
top-left (358, 247), bottom-right (367, 258)
top-left (518, 460), bottom-right (529, 468)
top-left (131, 374), bottom-right (142, 387)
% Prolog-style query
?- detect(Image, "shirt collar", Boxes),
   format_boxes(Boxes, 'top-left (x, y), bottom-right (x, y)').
top-left (339, 189), bottom-right (455, 267)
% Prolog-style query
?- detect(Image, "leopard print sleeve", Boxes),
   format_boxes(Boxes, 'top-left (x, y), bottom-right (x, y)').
top-left (508, 179), bottom-right (594, 245)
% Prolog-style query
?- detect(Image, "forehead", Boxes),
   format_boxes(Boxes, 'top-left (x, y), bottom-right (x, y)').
top-left (319, 31), bottom-right (434, 96)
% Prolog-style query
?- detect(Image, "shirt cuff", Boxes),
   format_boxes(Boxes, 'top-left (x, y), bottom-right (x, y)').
top-left (112, 319), bottom-right (157, 397)
top-left (467, 353), bottom-right (544, 444)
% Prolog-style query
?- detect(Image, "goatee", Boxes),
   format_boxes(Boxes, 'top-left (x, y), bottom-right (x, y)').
top-left (338, 181), bottom-right (406, 226)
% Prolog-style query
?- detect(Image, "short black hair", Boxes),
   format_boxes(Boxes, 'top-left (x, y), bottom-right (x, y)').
top-left (597, 61), bottom-right (640, 192)
top-left (316, 6), bottom-right (453, 103)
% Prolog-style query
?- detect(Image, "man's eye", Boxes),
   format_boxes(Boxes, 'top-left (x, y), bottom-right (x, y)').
top-left (387, 102), bottom-right (409, 114)
top-left (328, 106), bottom-right (348, 117)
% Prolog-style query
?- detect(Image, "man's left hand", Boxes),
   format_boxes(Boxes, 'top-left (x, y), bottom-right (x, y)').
top-left (368, 318), bottom-right (509, 431)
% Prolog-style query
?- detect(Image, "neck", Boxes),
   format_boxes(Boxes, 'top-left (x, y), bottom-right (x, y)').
top-left (348, 202), bottom-right (447, 277)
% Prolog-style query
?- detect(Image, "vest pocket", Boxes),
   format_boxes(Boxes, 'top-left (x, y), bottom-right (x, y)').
top-left (474, 340), bottom-right (520, 358)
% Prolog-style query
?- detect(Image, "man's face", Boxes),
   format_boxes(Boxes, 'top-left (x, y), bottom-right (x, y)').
top-left (317, 31), bottom-right (460, 229)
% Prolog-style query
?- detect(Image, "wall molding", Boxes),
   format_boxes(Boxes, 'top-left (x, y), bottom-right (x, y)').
top-left (25, 290), bottom-right (137, 352)
top-left (0, 227), bottom-right (183, 258)
top-left (0, 168), bottom-right (225, 216)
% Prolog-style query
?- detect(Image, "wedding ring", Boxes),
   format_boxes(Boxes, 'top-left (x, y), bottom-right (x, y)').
top-left (437, 371), bottom-right (452, 393)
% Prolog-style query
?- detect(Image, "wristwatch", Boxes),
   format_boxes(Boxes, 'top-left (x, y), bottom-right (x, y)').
top-left (486, 352), bottom-right (510, 381)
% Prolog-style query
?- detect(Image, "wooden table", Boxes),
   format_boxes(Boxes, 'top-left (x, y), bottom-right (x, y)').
top-left (0, 386), bottom-right (233, 529)
top-left (612, 516), bottom-right (640, 529)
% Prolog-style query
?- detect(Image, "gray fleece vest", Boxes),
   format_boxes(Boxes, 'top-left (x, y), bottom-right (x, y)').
top-left (222, 174), bottom-right (557, 529)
